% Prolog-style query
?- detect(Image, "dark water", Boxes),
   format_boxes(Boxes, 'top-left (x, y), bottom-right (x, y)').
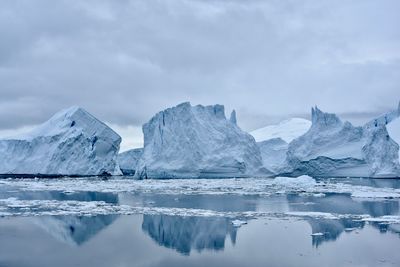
top-left (0, 177), bottom-right (400, 267)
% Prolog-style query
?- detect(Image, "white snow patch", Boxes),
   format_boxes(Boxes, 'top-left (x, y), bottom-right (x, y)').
top-left (274, 175), bottom-right (316, 187)
top-left (250, 118), bottom-right (311, 143)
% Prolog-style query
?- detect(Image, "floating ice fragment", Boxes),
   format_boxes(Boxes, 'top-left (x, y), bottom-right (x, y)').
top-left (232, 220), bottom-right (247, 227)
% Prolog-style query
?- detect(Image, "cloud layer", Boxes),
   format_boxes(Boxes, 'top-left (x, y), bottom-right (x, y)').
top-left (0, 0), bottom-right (399, 149)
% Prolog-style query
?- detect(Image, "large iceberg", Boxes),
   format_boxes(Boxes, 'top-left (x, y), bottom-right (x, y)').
top-left (284, 107), bottom-right (400, 178)
top-left (0, 106), bottom-right (122, 176)
top-left (250, 118), bottom-right (311, 143)
top-left (117, 148), bottom-right (143, 175)
top-left (135, 102), bottom-right (269, 179)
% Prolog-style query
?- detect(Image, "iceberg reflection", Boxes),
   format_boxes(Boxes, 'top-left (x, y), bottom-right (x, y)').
top-left (142, 215), bottom-right (237, 255)
top-left (287, 192), bottom-right (400, 247)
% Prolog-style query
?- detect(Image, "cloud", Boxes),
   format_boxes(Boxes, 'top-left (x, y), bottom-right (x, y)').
top-left (0, 0), bottom-right (399, 143)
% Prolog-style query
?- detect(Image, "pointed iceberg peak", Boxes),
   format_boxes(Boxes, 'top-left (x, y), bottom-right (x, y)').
top-left (311, 106), bottom-right (342, 128)
top-left (229, 110), bottom-right (237, 125)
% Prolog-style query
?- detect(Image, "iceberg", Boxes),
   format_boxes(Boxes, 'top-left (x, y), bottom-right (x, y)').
top-left (135, 102), bottom-right (270, 179)
top-left (0, 106), bottom-right (122, 176)
top-left (117, 148), bottom-right (143, 175)
top-left (285, 107), bottom-right (400, 178)
top-left (257, 138), bottom-right (288, 174)
top-left (250, 118), bottom-right (311, 143)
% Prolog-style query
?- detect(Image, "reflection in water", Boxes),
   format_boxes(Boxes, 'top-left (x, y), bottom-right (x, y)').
top-left (1, 177), bottom-right (400, 252)
top-left (34, 215), bottom-right (118, 246)
top-left (308, 218), bottom-right (365, 247)
top-left (287, 193), bottom-right (400, 246)
top-left (13, 190), bottom-right (121, 246)
top-left (142, 215), bottom-right (237, 255)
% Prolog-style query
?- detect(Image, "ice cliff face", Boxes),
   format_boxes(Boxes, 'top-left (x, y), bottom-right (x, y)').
top-left (135, 102), bottom-right (268, 179)
top-left (117, 148), bottom-right (143, 175)
top-left (257, 138), bottom-right (288, 174)
top-left (285, 107), bottom-right (400, 178)
top-left (0, 106), bottom-right (122, 176)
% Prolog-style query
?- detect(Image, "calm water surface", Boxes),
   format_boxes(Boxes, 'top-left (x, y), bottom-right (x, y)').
top-left (0, 177), bottom-right (400, 267)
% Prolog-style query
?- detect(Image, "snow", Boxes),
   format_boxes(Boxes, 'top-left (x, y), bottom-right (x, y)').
top-left (135, 102), bottom-right (271, 179)
top-left (0, 106), bottom-right (122, 176)
top-left (285, 107), bottom-right (400, 178)
top-left (274, 175), bottom-right (316, 187)
top-left (117, 148), bottom-right (143, 175)
top-left (250, 118), bottom-right (311, 143)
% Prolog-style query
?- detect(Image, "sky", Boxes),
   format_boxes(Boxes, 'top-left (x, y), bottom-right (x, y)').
top-left (0, 0), bottom-right (399, 151)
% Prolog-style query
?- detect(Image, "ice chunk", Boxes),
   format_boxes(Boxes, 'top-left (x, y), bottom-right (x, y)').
top-left (231, 219), bottom-right (247, 227)
top-left (0, 106), bottom-right (122, 176)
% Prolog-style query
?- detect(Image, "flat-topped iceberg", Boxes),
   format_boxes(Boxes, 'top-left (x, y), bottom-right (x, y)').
top-left (0, 106), bottom-right (122, 176)
top-left (135, 102), bottom-right (269, 179)
top-left (285, 107), bottom-right (400, 178)
top-left (117, 148), bottom-right (143, 175)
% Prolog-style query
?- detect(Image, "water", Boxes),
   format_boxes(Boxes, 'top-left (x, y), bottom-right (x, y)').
top-left (1, 177), bottom-right (400, 266)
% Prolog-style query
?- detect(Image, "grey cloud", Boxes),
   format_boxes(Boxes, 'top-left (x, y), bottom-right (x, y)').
top-left (0, 0), bottom-right (399, 132)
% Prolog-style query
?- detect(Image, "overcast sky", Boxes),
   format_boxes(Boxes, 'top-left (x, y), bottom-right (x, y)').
top-left (0, 0), bottom-right (399, 151)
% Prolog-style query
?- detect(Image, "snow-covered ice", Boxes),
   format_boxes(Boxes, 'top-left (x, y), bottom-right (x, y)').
top-left (0, 106), bottom-right (122, 176)
top-left (250, 118), bottom-right (311, 143)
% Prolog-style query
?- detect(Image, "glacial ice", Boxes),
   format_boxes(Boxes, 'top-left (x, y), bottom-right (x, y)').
top-left (117, 148), bottom-right (143, 175)
top-left (134, 102), bottom-right (270, 179)
top-left (388, 117), bottom-right (400, 161)
top-left (0, 106), bottom-right (122, 176)
top-left (285, 107), bottom-right (400, 178)
top-left (257, 138), bottom-right (288, 174)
